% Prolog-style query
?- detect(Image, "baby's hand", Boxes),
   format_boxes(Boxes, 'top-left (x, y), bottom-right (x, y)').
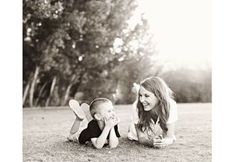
top-left (105, 114), bottom-right (120, 128)
top-left (110, 114), bottom-right (120, 124)
top-left (105, 117), bottom-right (117, 128)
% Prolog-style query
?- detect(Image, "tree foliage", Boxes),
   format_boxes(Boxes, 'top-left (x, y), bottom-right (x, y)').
top-left (23, 0), bottom-right (158, 107)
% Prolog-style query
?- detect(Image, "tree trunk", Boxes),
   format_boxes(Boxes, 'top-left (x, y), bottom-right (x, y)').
top-left (29, 66), bottom-right (39, 107)
top-left (34, 82), bottom-right (48, 106)
top-left (62, 83), bottom-right (73, 106)
top-left (23, 83), bottom-right (30, 107)
top-left (45, 76), bottom-right (57, 107)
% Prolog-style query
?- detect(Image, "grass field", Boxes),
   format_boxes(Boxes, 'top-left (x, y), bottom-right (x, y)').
top-left (23, 103), bottom-right (211, 162)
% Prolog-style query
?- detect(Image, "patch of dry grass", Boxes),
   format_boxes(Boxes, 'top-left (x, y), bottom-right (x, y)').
top-left (23, 103), bottom-right (211, 162)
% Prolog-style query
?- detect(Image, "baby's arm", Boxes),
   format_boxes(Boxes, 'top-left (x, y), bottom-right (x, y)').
top-left (108, 115), bottom-right (120, 148)
top-left (91, 126), bottom-right (111, 149)
top-left (91, 116), bottom-right (119, 149)
top-left (108, 127), bottom-right (119, 148)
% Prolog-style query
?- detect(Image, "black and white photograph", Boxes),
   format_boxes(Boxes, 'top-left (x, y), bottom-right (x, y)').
top-left (10, 0), bottom-right (236, 161)
top-left (21, 0), bottom-right (212, 161)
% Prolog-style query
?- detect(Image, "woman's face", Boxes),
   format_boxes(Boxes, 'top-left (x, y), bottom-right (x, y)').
top-left (139, 86), bottom-right (159, 111)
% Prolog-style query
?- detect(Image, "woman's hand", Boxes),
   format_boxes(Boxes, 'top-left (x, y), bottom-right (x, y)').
top-left (153, 123), bottom-right (176, 148)
top-left (153, 136), bottom-right (174, 149)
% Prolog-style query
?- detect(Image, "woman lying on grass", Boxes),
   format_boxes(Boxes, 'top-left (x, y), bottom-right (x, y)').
top-left (128, 77), bottom-right (178, 149)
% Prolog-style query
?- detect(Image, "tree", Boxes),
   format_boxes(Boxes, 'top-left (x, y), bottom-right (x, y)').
top-left (23, 0), bottom-right (157, 106)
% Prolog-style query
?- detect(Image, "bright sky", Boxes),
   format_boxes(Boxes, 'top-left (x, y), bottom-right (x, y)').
top-left (137, 0), bottom-right (211, 69)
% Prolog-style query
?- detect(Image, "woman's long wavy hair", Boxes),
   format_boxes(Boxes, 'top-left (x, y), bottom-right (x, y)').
top-left (137, 77), bottom-right (174, 134)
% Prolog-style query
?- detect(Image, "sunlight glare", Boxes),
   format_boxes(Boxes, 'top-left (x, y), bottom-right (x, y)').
top-left (136, 0), bottom-right (211, 69)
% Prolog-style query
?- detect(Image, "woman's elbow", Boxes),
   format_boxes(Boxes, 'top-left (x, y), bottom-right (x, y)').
top-left (138, 137), bottom-right (153, 147)
top-left (138, 137), bottom-right (147, 144)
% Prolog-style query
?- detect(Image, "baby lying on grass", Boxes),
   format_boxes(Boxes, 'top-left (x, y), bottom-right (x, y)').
top-left (67, 98), bottom-right (120, 149)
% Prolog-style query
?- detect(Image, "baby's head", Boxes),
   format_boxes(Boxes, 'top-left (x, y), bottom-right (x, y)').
top-left (89, 98), bottom-right (115, 121)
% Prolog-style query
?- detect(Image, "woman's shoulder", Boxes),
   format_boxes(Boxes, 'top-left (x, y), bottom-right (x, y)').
top-left (170, 99), bottom-right (177, 110)
top-left (167, 99), bottom-right (178, 124)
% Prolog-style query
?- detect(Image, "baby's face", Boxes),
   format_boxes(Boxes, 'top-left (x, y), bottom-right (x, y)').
top-left (97, 101), bottom-right (116, 120)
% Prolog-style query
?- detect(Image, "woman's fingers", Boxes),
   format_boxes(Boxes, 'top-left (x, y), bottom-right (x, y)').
top-left (156, 145), bottom-right (167, 149)
top-left (153, 142), bottom-right (167, 148)
top-left (153, 138), bottom-right (164, 148)
top-left (153, 140), bottom-right (163, 145)
top-left (153, 138), bottom-right (173, 146)
top-left (153, 136), bottom-right (163, 143)
top-left (153, 138), bottom-right (162, 142)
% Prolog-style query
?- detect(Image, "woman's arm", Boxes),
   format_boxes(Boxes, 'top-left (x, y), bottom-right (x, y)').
top-left (165, 123), bottom-right (175, 139)
top-left (135, 124), bottom-right (153, 147)
top-left (153, 123), bottom-right (176, 148)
